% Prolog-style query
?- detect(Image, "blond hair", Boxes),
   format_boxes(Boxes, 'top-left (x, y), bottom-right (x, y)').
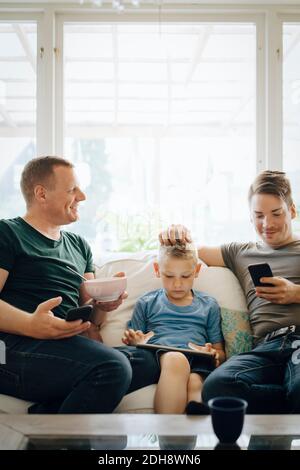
top-left (158, 243), bottom-right (198, 265)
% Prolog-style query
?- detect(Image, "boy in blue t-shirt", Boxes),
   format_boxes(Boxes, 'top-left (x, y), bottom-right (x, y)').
top-left (122, 243), bottom-right (225, 415)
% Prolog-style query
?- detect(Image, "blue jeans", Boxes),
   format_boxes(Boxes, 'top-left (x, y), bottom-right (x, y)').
top-left (202, 334), bottom-right (300, 413)
top-left (0, 333), bottom-right (159, 414)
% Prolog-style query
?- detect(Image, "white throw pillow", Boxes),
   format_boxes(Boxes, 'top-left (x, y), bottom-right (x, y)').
top-left (98, 255), bottom-right (160, 346)
top-left (196, 265), bottom-right (247, 311)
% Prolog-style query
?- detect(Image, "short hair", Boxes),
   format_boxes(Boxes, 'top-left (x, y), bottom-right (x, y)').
top-left (248, 170), bottom-right (293, 207)
top-left (158, 243), bottom-right (198, 265)
top-left (20, 156), bottom-right (74, 206)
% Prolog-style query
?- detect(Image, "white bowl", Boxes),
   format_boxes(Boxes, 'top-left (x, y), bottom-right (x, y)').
top-left (84, 277), bottom-right (127, 301)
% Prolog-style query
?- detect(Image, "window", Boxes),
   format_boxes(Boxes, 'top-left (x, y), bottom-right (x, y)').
top-left (61, 21), bottom-right (256, 253)
top-left (0, 21), bottom-right (37, 219)
top-left (283, 22), bottom-right (300, 233)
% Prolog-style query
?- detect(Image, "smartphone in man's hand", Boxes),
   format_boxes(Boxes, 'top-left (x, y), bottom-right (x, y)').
top-left (248, 263), bottom-right (274, 287)
top-left (66, 305), bottom-right (93, 322)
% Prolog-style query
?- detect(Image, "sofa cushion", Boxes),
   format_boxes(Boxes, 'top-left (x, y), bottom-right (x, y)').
top-left (220, 307), bottom-right (252, 357)
top-left (114, 384), bottom-right (156, 413)
top-left (98, 255), bottom-right (161, 347)
top-left (0, 394), bottom-right (32, 414)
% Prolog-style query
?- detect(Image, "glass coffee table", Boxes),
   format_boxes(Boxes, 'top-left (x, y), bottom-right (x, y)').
top-left (25, 433), bottom-right (300, 450)
top-left (0, 414), bottom-right (299, 450)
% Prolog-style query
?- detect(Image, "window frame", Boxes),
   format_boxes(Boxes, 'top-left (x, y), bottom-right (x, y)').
top-left (0, 12), bottom-right (43, 151)
top-left (55, 11), bottom-right (264, 166)
top-left (279, 13), bottom-right (300, 169)
top-left (1, 3), bottom-right (300, 187)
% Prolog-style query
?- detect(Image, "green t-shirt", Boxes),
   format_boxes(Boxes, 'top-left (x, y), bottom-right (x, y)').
top-left (0, 217), bottom-right (94, 318)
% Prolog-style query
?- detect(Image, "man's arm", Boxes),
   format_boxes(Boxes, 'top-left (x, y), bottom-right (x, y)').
top-left (0, 268), bottom-right (90, 339)
top-left (0, 268), bottom-right (34, 335)
top-left (0, 268), bottom-right (8, 291)
top-left (0, 297), bottom-right (90, 339)
top-left (198, 246), bottom-right (225, 267)
top-left (159, 224), bottom-right (225, 267)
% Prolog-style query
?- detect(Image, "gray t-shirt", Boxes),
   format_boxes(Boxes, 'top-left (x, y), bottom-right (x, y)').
top-left (221, 240), bottom-right (300, 342)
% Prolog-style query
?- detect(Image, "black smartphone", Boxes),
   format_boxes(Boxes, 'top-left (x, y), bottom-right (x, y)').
top-left (65, 305), bottom-right (93, 322)
top-left (248, 263), bottom-right (274, 287)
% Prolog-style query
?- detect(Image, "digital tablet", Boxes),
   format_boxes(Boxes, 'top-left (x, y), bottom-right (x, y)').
top-left (136, 343), bottom-right (216, 367)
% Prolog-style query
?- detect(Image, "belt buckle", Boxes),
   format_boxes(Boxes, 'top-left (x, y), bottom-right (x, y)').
top-left (265, 325), bottom-right (294, 342)
top-left (288, 325), bottom-right (296, 334)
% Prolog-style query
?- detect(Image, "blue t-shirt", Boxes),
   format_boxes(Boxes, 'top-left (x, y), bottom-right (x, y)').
top-left (128, 289), bottom-right (223, 348)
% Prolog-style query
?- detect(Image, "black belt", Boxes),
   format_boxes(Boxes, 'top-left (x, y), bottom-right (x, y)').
top-left (264, 325), bottom-right (300, 342)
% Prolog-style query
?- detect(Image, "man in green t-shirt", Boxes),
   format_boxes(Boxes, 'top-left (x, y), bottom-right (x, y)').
top-left (160, 171), bottom-right (300, 413)
top-left (0, 156), bottom-right (158, 414)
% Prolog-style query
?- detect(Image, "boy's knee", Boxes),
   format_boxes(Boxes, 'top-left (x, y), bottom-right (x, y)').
top-left (160, 352), bottom-right (190, 373)
top-left (187, 373), bottom-right (203, 392)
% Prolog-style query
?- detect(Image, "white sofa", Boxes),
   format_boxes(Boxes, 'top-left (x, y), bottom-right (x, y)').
top-left (0, 253), bottom-right (251, 414)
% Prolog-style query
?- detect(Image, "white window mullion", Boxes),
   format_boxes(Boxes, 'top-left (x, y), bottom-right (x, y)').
top-left (55, 14), bottom-right (64, 156)
top-left (36, 7), bottom-right (55, 156)
top-left (256, 14), bottom-right (266, 174)
top-left (265, 9), bottom-right (282, 171)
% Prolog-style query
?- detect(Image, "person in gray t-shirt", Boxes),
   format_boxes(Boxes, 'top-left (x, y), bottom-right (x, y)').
top-left (160, 171), bottom-right (300, 413)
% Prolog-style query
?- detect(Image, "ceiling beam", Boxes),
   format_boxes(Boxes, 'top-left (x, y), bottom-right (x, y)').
top-left (185, 25), bottom-right (213, 84)
top-left (0, 103), bottom-right (17, 127)
top-left (13, 24), bottom-right (36, 73)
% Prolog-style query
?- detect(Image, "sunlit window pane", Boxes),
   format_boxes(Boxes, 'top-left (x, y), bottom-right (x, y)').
top-left (63, 22), bottom-right (256, 254)
top-left (0, 22), bottom-right (37, 219)
top-left (283, 23), bottom-right (300, 234)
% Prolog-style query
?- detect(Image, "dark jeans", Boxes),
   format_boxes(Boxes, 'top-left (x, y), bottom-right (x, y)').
top-left (202, 334), bottom-right (300, 413)
top-left (0, 333), bottom-right (159, 414)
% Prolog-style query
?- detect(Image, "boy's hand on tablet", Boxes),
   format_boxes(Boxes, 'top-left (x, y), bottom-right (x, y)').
top-left (122, 329), bottom-right (154, 346)
top-left (188, 342), bottom-right (220, 367)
